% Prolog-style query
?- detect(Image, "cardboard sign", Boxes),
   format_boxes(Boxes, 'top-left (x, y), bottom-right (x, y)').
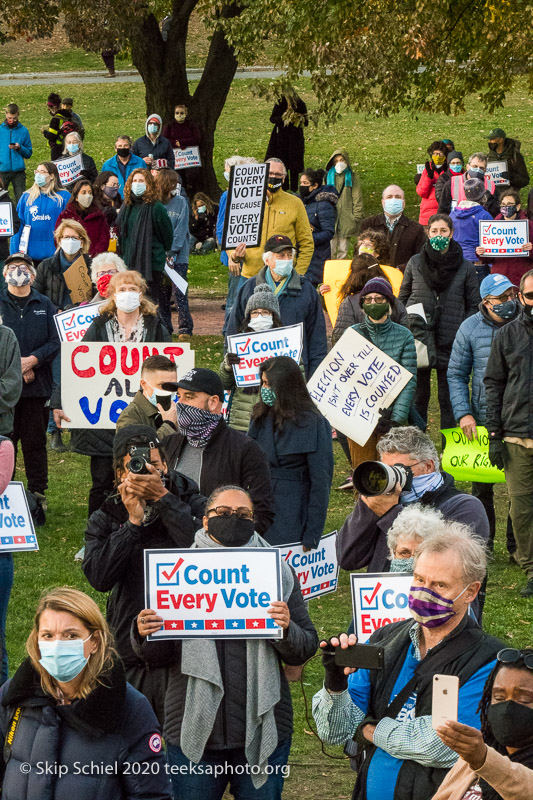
top-left (144, 547), bottom-right (283, 639)
top-left (485, 160), bottom-right (509, 186)
top-left (279, 532), bottom-right (338, 599)
top-left (351, 571), bottom-right (412, 643)
top-left (173, 146), bottom-right (202, 170)
top-left (54, 303), bottom-right (103, 343)
top-left (322, 260), bottom-right (404, 326)
top-left (441, 426), bottom-right (505, 483)
top-left (221, 163), bottom-right (269, 250)
top-left (479, 219), bottom-right (529, 257)
top-left (61, 341), bottom-right (194, 429)
top-left (0, 482), bottom-right (38, 552)
top-left (226, 323), bottom-right (303, 387)
top-left (0, 202), bottom-right (14, 236)
top-left (307, 327), bottom-right (413, 446)
top-left (19, 225), bottom-right (30, 254)
top-left (63, 256), bottom-right (93, 304)
top-left (54, 153), bottom-right (84, 186)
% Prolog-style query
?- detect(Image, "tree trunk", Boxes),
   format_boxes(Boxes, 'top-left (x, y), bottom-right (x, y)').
top-left (130, 2), bottom-right (241, 199)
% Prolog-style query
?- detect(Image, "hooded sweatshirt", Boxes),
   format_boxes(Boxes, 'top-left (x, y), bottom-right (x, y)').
top-left (132, 114), bottom-right (175, 168)
top-left (0, 120), bottom-right (33, 173)
top-left (450, 202), bottom-right (493, 262)
top-left (325, 149), bottom-right (363, 237)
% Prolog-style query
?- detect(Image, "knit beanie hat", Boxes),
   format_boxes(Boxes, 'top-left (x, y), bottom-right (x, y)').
top-left (463, 178), bottom-right (485, 202)
top-left (447, 149), bottom-right (464, 165)
top-left (360, 277), bottom-right (394, 302)
top-left (245, 284), bottom-right (280, 318)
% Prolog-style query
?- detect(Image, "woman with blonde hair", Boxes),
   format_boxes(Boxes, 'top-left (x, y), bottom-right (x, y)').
top-left (60, 131), bottom-right (98, 184)
top-left (33, 218), bottom-right (92, 310)
top-left (0, 587), bottom-right (172, 800)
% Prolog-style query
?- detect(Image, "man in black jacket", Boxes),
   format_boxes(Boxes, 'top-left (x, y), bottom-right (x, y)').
top-left (360, 185), bottom-right (426, 270)
top-left (485, 267), bottom-right (533, 598)
top-left (163, 367), bottom-right (275, 534)
top-left (0, 253), bottom-right (59, 524)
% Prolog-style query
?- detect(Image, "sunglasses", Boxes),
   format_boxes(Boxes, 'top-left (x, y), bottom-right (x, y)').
top-left (497, 648), bottom-right (533, 669)
top-left (522, 292), bottom-right (533, 300)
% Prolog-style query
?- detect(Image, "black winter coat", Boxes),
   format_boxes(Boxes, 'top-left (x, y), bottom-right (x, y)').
top-left (302, 185), bottom-right (338, 285)
top-left (358, 213), bottom-right (426, 271)
top-left (0, 658), bottom-right (172, 800)
top-left (33, 251), bottom-right (92, 310)
top-left (264, 97), bottom-right (308, 174)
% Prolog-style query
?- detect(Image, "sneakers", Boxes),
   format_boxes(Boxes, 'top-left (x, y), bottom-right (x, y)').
top-left (74, 546), bottom-right (85, 563)
top-left (520, 577), bottom-right (533, 598)
top-left (337, 473), bottom-right (354, 491)
top-left (178, 333), bottom-right (192, 341)
top-left (50, 430), bottom-right (66, 452)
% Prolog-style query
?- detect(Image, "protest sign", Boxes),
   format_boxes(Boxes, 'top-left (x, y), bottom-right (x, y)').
top-left (279, 532), bottom-right (338, 599)
top-left (226, 323), bottom-right (303, 387)
top-left (416, 164), bottom-right (425, 174)
top-left (144, 547), bottom-right (283, 640)
top-left (0, 482), bottom-right (38, 553)
top-left (322, 261), bottom-right (404, 326)
top-left (441, 426), bottom-right (505, 483)
top-left (19, 225), bottom-right (30, 254)
top-left (221, 163), bottom-right (269, 250)
top-left (351, 572), bottom-right (412, 643)
top-left (485, 160), bottom-right (509, 186)
top-left (54, 153), bottom-right (84, 186)
top-left (307, 327), bottom-right (413, 445)
top-left (0, 202), bottom-right (14, 236)
top-left (61, 341), bottom-right (194, 429)
top-left (54, 303), bottom-right (103, 343)
top-left (63, 256), bottom-right (93, 304)
top-left (479, 219), bottom-right (529, 257)
top-left (173, 147), bottom-right (202, 170)
top-left (164, 263), bottom-right (188, 295)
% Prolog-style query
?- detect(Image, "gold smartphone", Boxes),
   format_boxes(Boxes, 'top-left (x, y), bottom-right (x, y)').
top-left (431, 674), bottom-right (459, 730)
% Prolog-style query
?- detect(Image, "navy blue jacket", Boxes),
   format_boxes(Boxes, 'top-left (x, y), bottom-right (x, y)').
top-left (132, 135), bottom-right (175, 169)
top-left (227, 267), bottom-right (328, 378)
top-left (302, 184), bottom-right (338, 285)
top-left (0, 288), bottom-right (59, 398)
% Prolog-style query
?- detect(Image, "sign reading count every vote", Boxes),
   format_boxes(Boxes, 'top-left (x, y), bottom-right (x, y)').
top-left (0, 482), bottom-right (39, 553)
top-left (221, 163), bottom-right (269, 250)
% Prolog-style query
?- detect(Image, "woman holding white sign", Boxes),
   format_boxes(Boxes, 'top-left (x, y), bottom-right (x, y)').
top-left (59, 132), bottom-right (97, 184)
top-left (476, 188), bottom-right (533, 287)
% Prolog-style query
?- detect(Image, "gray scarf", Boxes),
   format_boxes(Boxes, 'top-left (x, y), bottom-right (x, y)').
top-left (180, 528), bottom-right (294, 788)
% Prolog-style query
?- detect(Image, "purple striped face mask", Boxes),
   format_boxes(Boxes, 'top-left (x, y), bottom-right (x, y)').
top-left (408, 585), bottom-right (469, 628)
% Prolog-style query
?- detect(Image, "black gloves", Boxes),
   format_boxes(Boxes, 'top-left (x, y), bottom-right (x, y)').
top-left (321, 638), bottom-right (349, 693)
top-left (224, 352), bottom-right (241, 369)
top-left (374, 408), bottom-right (400, 437)
top-left (488, 438), bottom-right (506, 471)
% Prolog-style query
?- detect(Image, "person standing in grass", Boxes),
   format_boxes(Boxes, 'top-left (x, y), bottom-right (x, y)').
top-left (0, 103), bottom-right (33, 204)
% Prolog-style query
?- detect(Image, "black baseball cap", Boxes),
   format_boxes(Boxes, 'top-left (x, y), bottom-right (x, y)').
top-left (264, 234), bottom-right (293, 253)
top-left (4, 252), bottom-right (34, 270)
top-left (176, 368), bottom-right (224, 401)
top-left (487, 128), bottom-right (506, 139)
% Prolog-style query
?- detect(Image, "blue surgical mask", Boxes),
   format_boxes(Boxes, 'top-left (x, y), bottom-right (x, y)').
top-left (449, 163), bottom-right (463, 174)
top-left (390, 556), bottom-right (415, 573)
top-left (148, 124), bottom-right (159, 134)
top-left (34, 173), bottom-right (47, 187)
top-left (66, 143), bottom-right (80, 154)
top-left (273, 259), bottom-right (293, 278)
top-left (468, 167), bottom-right (485, 179)
top-left (132, 182), bottom-right (146, 196)
top-left (400, 472), bottom-right (444, 504)
top-left (224, 170), bottom-right (230, 182)
top-left (383, 198), bottom-right (403, 216)
top-left (197, 205), bottom-right (206, 214)
top-left (261, 387), bottom-right (276, 406)
top-left (38, 635), bottom-right (91, 682)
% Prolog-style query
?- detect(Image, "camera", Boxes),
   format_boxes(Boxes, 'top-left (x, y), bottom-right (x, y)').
top-left (127, 445), bottom-right (151, 475)
top-left (352, 461), bottom-right (413, 496)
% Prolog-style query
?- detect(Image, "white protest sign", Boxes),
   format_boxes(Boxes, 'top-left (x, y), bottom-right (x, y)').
top-left (351, 572), bottom-right (412, 643)
top-left (479, 219), bottom-right (529, 257)
top-left (280, 532), bottom-right (338, 599)
top-left (144, 548), bottom-right (283, 640)
top-left (164, 263), bottom-right (188, 295)
top-left (485, 160), bottom-right (509, 186)
top-left (54, 153), bottom-right (84, 186)
top-left (61, 341), bottom-right (194, 429)
top-left (227, 323), bottom-right (303, 387)
top-left (221, 163), bottom-right (269, 250)
top-left (173, 146), bottom-right (202, 170)
top-left (0, 482), bottom-right (38, 552)
top-left (0, 202), bottom-right (14, 236)
top-left (54, 303), bottom-right (103, 343)
top-left (416, 164), bottom-right (425, 174)
top-left (19, 225), bottom-right (30, 254)
top-left (307, 328), bottom-right (413, 446)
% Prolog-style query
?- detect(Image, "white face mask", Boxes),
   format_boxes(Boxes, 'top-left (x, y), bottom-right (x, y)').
top-left (77, 193), bottom-right (93, 209)
top-left (60, 237), bottom-right (81, 256)
top-left (335, 161), bottom-right (347, 174)
top-left (248, 314), bottom-right (273, 331)
top-left (224, 170), bottom-right (230, 182)
top-left (115, 290), bottom-right (141, 312)
top-left (170, 186), bottom-right (180, 196)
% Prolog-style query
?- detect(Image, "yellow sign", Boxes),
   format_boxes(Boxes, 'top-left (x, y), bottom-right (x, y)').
top-left (441, 426), bottom-right (505, 484)
top-left (322, 260), bottom-right (404, 326)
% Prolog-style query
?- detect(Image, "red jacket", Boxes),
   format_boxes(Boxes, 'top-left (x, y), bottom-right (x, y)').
top-left (55, 203), bottom-right (110, 258)
top-left (483, 210), bottom-right (533, 286)
top-left (416, 161), bottom-right (447, 225)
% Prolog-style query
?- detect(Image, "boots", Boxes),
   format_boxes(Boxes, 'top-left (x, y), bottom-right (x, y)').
top-left (50, 430), bottom-right (66, 452)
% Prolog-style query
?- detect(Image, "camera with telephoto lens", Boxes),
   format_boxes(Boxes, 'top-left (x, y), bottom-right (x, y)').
top-left (127, 445), bottom-right (152, 474)
top-left (352, 461), bottom-right (413, 496)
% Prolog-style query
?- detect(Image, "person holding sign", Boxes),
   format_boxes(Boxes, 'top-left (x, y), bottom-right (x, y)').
top-left (58, 132), bottom-right (97, 185)
top-left (476, 189), bottom-right (533, 286)
top-left (162, 103), bottom-right (201, 195)
top-left (486, 127), bottom-right (529, 193)
top-left (0, 177), bottom-right (20, 286)
top-left (33, 219), bottom-right (92, 309)
top-left (55, 178), bottom-right (110, 257)
top-left (133, 485), bottom-right (317, 799)
top-left (248, 356), bottom-right (333, 550)
top-left (132, 114), bottom-right (175, 171)
top-left (438, 152), bottom-right (498, 217)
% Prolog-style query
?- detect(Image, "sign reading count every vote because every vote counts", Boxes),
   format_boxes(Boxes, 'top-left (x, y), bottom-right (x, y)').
top-left (221, 163), bottom-right (269, 250)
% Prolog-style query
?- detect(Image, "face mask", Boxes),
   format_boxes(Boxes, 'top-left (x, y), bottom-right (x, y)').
top-left (132, 182), bottom-right (146, 196)
top-left (408, 584), bottom-right (469, 628)
top-left (390, 556), bottom-right (415, 573)
top-left (115, 290), bottom-right (141, 312)
top-left (197, 205), bottom-right (206, 214)
top-left (148, 123), bottom-right (159, 134)
top-left (488, 142), bottom-right (499, 152)
top-left (175, 113), bottom-right (187, 122)
top-left (116, 147), bottom-right (130, 158)
top-left (145, 383), bottom-right (175, 411)
top-left (522, 303), bottom-right (533, 319)
top-left (96, 274), bottom-right (112, 298)
top-left (60, 237), bottom-right (81, 256)
top-left (77, 193), bottom-right (93, 209)
top-left (432, 154), bottom-right (446, 166)
top-left (104, 185), bottom-right (119, 199)
top-left (490, 299), bottom-right (516, 320)
top-left (383, 198), bottom-right (403, 216)
top-left (261, 386), bottom-right (276, 406)
top-left (429, 235), bottom-right (450, 252)
top-left (500, 204), bottom-right (517, 218)
top-left (170, 187), bottom-right (181, 196)
top-left (272, 259), bottom-right (293, 278)
top-left (468, 167), bottom-right (485, 179)
top-left (248, 314), bottom-right (273, 332)
top-left (449, 163), bottom-right (463, 174)
top-left (487, 700), bottom-right (533, 748)
top-left (66, 143), bottom-right (80, 154)
top-left (267, 178), bottom-right (283, 192)
top-left (176, 403), bottom-right (221, 447)
top-left (359, 245), bottom-right (375, 256)
top-left (39, 635), bottom-right (91, 682)
top-left (35, 173), bottom-right (47, 187)
top-left (224, 170), bottom-right (230, 182)
top-left (334, 161), bottom-right (347, 174)
top-left (299, 185), bottom-right (311, 199)
top-left (400, 471), bottom-right (444, 505)
top-left (208, 515), bottom-right (254, 547)
top-left (6, 268), bottom-right (31, 287)
top-left (363, 301), bottom-right (390, 320)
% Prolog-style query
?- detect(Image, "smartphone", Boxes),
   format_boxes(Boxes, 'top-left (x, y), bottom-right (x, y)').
top-left (334, 643), bottom-right (384, 670)
top-left (431, 674), bottom-right (459, 730)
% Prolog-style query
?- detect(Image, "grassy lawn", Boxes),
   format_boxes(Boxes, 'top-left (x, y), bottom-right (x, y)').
top-left (4, 74), bottom-right (533, 798)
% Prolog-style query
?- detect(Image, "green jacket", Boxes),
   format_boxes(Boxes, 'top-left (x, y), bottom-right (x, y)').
top-left (115, 389), bottom-right (177, 439)
top-left (118, 200), bottom-right (173, 272)
top-left (219, 361), bottom-right (260, 432)
top-left (325, 149), bottom-right (364, 237)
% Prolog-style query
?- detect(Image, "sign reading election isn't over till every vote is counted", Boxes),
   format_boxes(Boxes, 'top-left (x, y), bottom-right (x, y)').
top-left (0, 482), bottom-right (38, 553)
top-left (226, 323), bottom-right (303, 387)
top-left (54, 303), bottom-right (103, 343)
top-left (61, 341), bottom-right (194, 429)
top-left (221, 163), bottom-right (269, 250)
top-left (351, 572), bottom-right (413, 644)
top-left (479, 219), bottom-right (529, 257)
top-left (144, 548), bottom-right (283, 640)
top-left (306, 327), bottom-right (413, 447)
top-left (279, 532), bottom-right (338, 600)
top-left (441, 427), bottom-right (505, 484)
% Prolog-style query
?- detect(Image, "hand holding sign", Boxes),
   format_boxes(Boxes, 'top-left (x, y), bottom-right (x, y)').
top-left (138, 609), bottom-right (164, 637)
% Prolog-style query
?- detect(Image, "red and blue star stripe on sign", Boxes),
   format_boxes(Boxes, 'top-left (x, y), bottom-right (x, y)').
top-left (301, 578), bottom-right (337, 597)
top-left (163, 618), bottom-right (279, 631)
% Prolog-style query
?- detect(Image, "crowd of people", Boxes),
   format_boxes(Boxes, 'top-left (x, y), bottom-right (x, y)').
top-left (0, 92), bottom-right (532, 800)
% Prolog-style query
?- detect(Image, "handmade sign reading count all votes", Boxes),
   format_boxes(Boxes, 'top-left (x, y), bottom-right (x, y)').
top-left (479, 219), bottom-right (529, 257)
top-left (144, 548), bottom-right (283, 640)
top-left (0, 482), bottom-right (39, 553)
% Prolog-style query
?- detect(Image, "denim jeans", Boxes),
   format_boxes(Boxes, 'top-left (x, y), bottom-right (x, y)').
top-left (170, 260), bottom-right (193, 335)
top-left (0, 554), bottom-right (14, 684)
top-left (222, 273), bottom-right (246, 335)
top-left (166, 739), bottom-right (291, 800)
top-left (190, 235), bottom-right (215, 255)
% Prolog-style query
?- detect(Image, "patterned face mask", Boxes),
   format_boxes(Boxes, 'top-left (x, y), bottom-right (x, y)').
top-left (176, 403), bottom-right (221, 447)
top-left (408, 584), bottom-right (469, 628)
top-left (260, 387), bottom-right (276, 406)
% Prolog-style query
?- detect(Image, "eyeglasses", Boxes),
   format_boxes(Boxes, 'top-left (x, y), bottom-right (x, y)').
top-left (250, 310), bottom-right (272, 318)
top-left (362, 295), bottom-right (386, 303)
top-left (487, 291), bottom-right (516, 302)
top-left (497, 648), bottom-right (533, 669)
top-left (207, 506), bottom-right (254, 521)
top-left (522, 292), bottom-right (533, 300)
top-left (96, 269), bottom-right (118, 278)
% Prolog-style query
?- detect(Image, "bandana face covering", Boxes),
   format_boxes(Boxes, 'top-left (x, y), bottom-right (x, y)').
top-left (408, 584), bottom-right (468, 628)
top-left (176, 403), bottom-right (221, 447)
top-left (260, 387), bottom-right (276, 406)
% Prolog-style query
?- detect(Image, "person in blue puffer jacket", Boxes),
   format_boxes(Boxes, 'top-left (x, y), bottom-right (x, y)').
top-left (447, 272), bottom-right (519, 555)
top-left (298, 167), bottom-right (338, 286)
top-left (0, 104), bottom-right (33, 204)
top-left (450, 178), bottom-right (493, 284)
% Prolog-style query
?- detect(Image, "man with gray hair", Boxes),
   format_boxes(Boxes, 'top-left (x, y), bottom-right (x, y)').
top-left (438, 152), bottom-right (498, 216)
top-left (314, 519), bottom-right (503, 800)
top-left (359, 185), bottom-right (426, 270)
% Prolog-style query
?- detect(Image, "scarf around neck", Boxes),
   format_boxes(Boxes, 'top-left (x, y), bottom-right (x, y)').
top-left (121, 198), bottom-right (154, 281)
top-left (419, 238), bottom-right (464, 294)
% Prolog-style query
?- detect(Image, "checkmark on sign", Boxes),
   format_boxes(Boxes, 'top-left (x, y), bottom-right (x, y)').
top-left (157, 558), bottom-right (184, 585)
top-left (361, 582), bottom-right (382, 610)
top-left (238, 338), bottom-right (251, 353)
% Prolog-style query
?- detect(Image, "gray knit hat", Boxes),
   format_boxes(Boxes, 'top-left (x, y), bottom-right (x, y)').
top-left (244, 284), bottom-right (280, 318)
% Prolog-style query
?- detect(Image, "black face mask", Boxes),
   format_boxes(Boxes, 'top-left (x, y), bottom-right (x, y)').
top-left (490, 299), bottom-right (516, 320)
top-left (116, 147), bottom-right (130, 158)
top-left (156, 394), bottom-right (173, 411)
top-left (299, 185), bottom-right (311, 199)
top-left (521, 303), bottom-right (533, 319)
top-left (488, 142), bottom-right (499, 151)
top-left (267, 178), bottom-right (283, 193)
top-left (208, 515), bottom-right (254, 547)
top-left (488, 700), bottom-right (533, 748)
